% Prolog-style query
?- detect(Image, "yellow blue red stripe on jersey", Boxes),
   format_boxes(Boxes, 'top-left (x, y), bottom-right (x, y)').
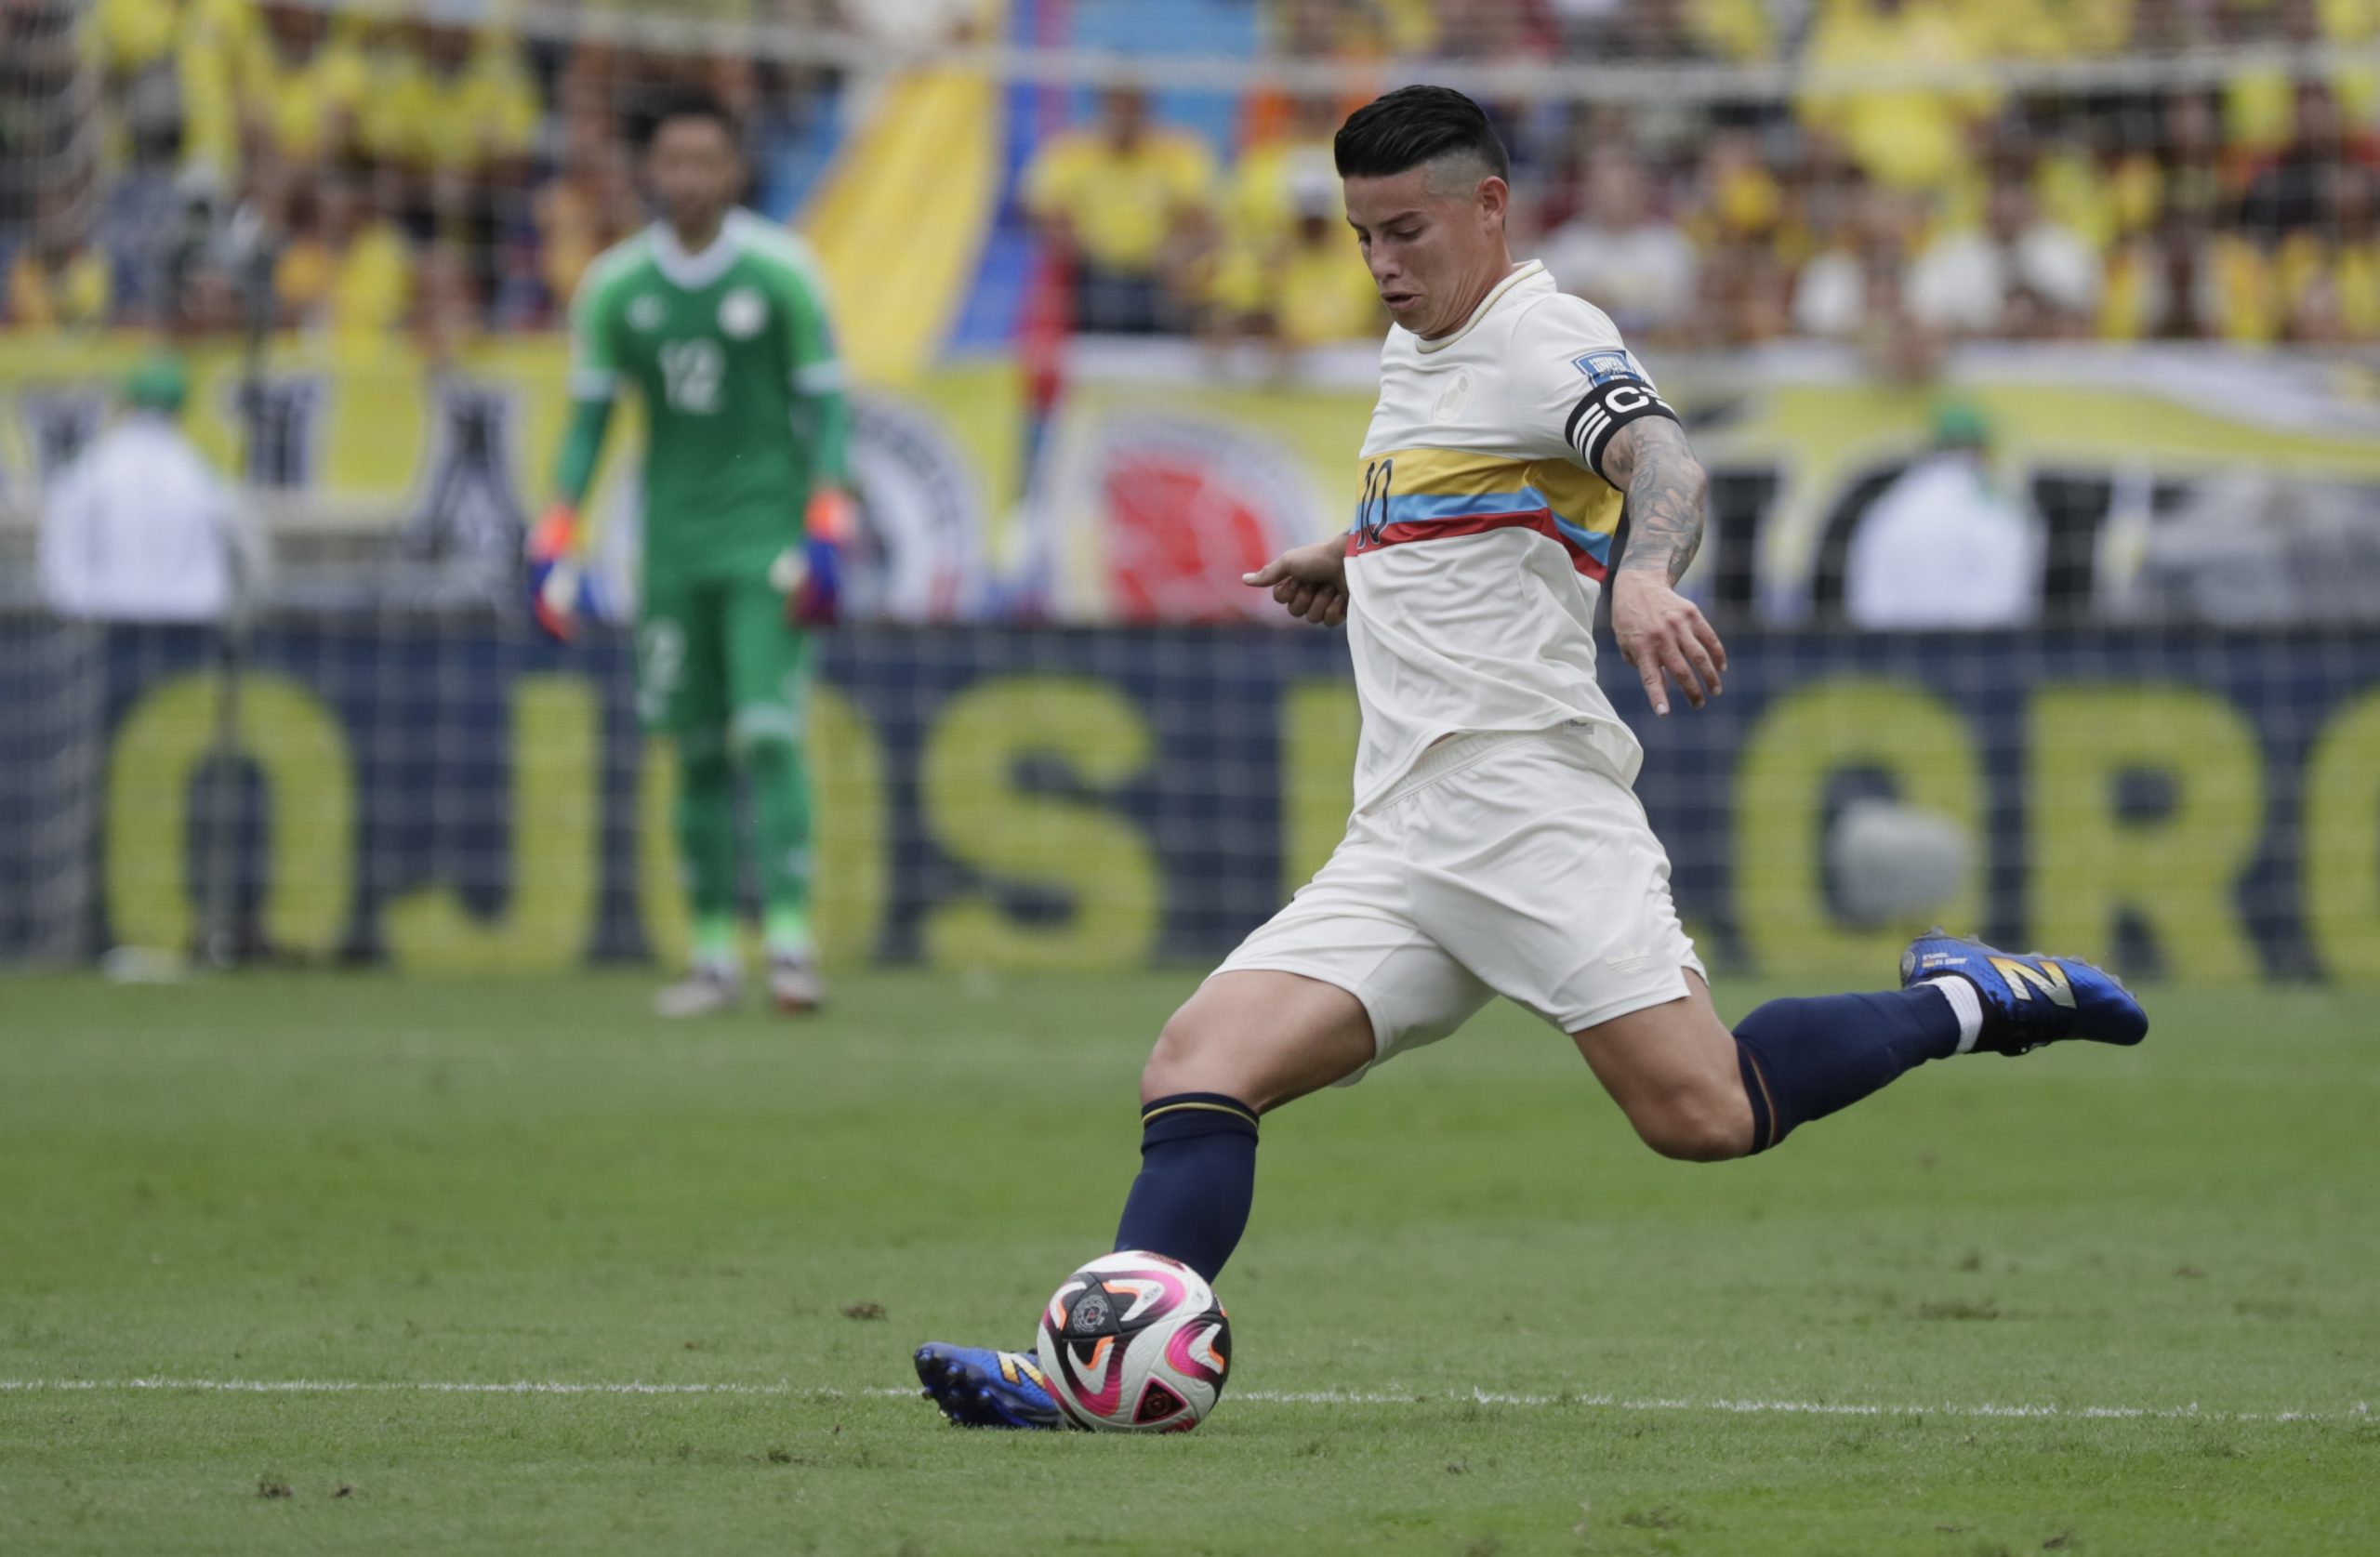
top-left (1351, 448), bottom-right (1622, 579)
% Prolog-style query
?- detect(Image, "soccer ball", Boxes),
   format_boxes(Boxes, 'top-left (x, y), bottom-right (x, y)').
top-left (1829, 798), bottom-right (1972, 925)
top-left (1036, 1250), bottom-right (1231, 1432)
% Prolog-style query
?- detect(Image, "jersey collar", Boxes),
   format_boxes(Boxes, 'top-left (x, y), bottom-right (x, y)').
top-left (649, 212), bottom-right (749, 291)
top-left (1413, 259), bottom-right (1546, 354)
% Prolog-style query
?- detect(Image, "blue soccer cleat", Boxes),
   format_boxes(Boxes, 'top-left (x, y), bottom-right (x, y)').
top-left (1901, 930), bottom-right (2149, 1056)
top-left (914, 1342), bottom-right (1063, 1430)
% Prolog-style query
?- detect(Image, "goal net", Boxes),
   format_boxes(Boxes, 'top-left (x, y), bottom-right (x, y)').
top-left (3, 0), bottom-right (2377, 983)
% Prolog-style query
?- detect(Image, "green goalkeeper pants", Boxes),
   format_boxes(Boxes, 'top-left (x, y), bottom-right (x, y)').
top-left (637, 571), bottom-right (813, 930)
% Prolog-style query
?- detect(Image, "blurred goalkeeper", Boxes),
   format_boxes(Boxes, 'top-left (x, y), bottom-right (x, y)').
top-left (530, 86), bottom-right (853, 1017)
top-left (916, 86), bottom-right (2150, 1429)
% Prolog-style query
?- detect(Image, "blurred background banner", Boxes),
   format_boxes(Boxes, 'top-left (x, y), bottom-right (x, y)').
top-left (6, 0), bottom-right (2380, 977)
top-left (6, 337), bottom-right (2378, 620)
top-left (5, 614), bottom-right (2377, 981)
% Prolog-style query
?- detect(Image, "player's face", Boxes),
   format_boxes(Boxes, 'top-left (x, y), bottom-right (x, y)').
top-left (1342, 161), bottom-right (1509, 338)
top-left (648, 117), bottom-right (741, 234)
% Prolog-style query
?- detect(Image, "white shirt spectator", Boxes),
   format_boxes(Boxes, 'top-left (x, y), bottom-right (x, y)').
top-left (1541, 152), bottom-right (1696, 337)
top-left (1542, 219), bottom-right (1698, 336)
top-left (1908, 220), bottom-right (2100, 336)
top-left (39, 413), bottom-right (251, 622)
top-left (1844, 452), bottom-right (2042, 627)
top-left (1792, 247), bottom-right (1865, 336)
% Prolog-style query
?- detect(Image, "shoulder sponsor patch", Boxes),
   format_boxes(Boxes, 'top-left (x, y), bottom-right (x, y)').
top-left (1572, 349), bottom-right (1647, 385)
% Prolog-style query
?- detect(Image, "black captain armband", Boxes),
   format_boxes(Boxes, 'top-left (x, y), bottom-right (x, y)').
top-left (1565, 376), bottom-right (1679, 482)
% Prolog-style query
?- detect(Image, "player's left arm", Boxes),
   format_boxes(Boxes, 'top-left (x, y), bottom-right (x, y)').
top-left (1599, 416), bottom-right (1726, 717)
top-left (779, 257), bottom-right (853, 625)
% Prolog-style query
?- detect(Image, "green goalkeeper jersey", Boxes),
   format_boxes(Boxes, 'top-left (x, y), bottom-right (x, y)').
top-left (562, 210), bottom-right (845, 582)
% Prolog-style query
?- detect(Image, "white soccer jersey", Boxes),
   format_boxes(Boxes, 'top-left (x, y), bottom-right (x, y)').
top-left (1344, 259), bottom-right (1677, 809)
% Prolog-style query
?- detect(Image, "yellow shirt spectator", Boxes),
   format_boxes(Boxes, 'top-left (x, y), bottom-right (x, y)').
top-left (1959, 0), bottom-right (2130, 58)
top-left (1274, 231), bottom-right (1382, 349)
top-left (236, 20), bottom-right (370, 165)
top-left (1025, 115), bottom-right (1217, 276)
top-left (92, 0), bottom-right (187, 72)
top-left (1211, 136), bottom-right (1336, 316)
top-left (329, 220), bottom-right (413, 344)
top-left (2214, 236), bottom-right (2282, 345)
top-left (2227, 0), bottom-right (2379, 151)
top-left (275, 235), bottom-right (334, 325)
top-left (101, 0), bottom-right (258, 181)
top-left (2228, 70), bottom-right (2380, 152)
top-left (7, 247), bottom-right (112, 329)
top-left (2036, 144), bottom-right (2116, 252)
top-left (2271, 230), bottom-right (2380, 339)
top-left (439, 33), bottom-right (540, 167)
top-left (2337, 242), bottom-right (2380, 338)
top-left (1688, 0), bottom-right (1778, 59)
top-left (537, 175), bottom-right (612, 311)
top-left (2097, 228), bottom-right (2275, 342)
top-left (364, 29), bottom-right (539, 172)
top-left (1798, 0), bottom-right (2000, 192)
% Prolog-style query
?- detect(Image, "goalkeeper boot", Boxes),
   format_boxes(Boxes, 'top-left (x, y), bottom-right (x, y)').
top-left (766, 948), bottom-right (826, 1015)
top-left (653, 960), bottom-right (740, 1019)
top-left (913, 1343), bottom-right (1063, 1430)
top-left (1900, 931), bottom-right (2148, 1057)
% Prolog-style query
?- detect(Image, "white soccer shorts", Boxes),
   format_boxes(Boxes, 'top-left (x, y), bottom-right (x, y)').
top-left (1212, 723), bottom-right (1705, 1081)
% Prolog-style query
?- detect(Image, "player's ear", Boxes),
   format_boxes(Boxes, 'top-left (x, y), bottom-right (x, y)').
top-left (1478, 175), bottom-right (1508, 231)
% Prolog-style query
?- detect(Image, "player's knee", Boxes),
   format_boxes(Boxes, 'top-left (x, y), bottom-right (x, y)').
top-left (732, 727), bottom-right (799, 774)
top-left (677, 732), bottom-right (733, 789)
top-left (1142, 1006), bottom-right (1225, 1104)
top-left (1629, 1083), bottom-right (1755, 1163)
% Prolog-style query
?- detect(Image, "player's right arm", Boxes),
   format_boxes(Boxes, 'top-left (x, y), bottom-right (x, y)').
top-left (530, 265), bottom-right (624, 642)
top-left (1241, 534), bottom-right (1349, 627)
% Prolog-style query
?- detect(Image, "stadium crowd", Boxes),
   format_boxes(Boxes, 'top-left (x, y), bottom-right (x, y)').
top-left (3, 0), bottom-right (840, 344)
top-left (2, 0), bottom-right (2376, 356)
top-left (1028, 0), bottom-right (2380, 355)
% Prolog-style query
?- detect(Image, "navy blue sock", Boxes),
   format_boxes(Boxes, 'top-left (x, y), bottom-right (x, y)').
top-left (1111, 1093), bottom-right (1260, 1282)
top-left (1732, 988), bottom-right (1962, 1154)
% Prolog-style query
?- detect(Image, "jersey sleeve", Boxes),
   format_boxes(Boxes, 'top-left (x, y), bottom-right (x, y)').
top-left (564, 264), bottom-right (622, 404)
top-left (776, 255), bottom-right (844, 397)
top-left (1508, 294), bottom-right (1679, 486)
top-left (772, 244), bottom-right (851, 493)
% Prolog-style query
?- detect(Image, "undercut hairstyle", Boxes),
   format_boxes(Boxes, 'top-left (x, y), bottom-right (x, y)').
top-left (1333, 86), bottom-right (1510, 186)
top-left (636, 86), bottom-right (742, 152)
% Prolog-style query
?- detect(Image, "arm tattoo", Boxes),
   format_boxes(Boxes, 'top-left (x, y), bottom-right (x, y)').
top-left (1603, 417), bottom-right (1708, 586)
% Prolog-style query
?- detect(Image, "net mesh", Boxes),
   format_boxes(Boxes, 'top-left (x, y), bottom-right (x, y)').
top-left (3, 0), bottom-right (2377, 982)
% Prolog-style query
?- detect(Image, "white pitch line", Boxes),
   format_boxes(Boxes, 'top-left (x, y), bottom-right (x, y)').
top-left (0, 1379), bottom-right (2365, 1425)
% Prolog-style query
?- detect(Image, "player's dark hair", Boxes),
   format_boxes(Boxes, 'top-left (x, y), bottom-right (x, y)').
top-left (1333, 86), bottom-right (1509, 185)
top-left (636, 86), bottom-right (742, 152)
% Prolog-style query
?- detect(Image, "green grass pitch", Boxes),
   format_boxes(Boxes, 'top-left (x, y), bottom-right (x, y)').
top-left (2, 970), bottom-right (2374, 1554)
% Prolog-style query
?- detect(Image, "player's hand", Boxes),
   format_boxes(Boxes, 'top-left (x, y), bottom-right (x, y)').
top-left (780, 490), bottom-right (857, 628)
top-left (1610, 572), bottom-right (1726, 716)
top-left (525, 501), bottom-right (583, 645)
top-left (1243, 538), bottom-right (1350, 627)
top-left (806, 487), bottom-right (857, 548)
top-left (774, 544), bottom-right (843, 628)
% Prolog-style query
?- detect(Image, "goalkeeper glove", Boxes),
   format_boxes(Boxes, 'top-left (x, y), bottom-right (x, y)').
top-left (525, 502), bottom-right (588, 644)
top-left (777, 489), bottom-right (856, 627)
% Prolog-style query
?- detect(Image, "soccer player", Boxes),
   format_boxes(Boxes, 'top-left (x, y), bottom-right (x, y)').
top-left (913, 87), bottom-right (2148, 1428)
top-left (529, 87), bottom-right (853, 1017)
